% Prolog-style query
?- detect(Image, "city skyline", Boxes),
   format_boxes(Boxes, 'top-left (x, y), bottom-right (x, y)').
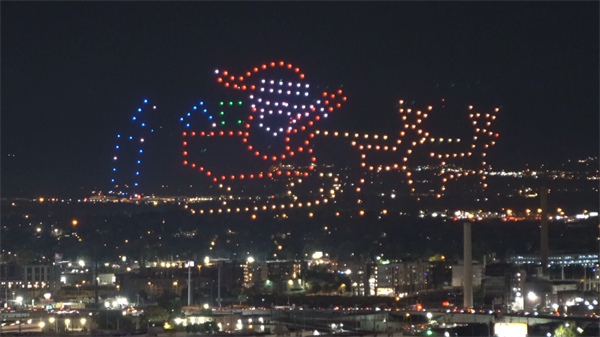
top-left (0, 3), bottom-right (598, 335)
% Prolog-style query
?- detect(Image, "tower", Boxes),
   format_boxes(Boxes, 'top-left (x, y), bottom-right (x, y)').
top-left (463, 222), bottom-right (473, 308)
top-left (540, 188), bottom-right (549, 273)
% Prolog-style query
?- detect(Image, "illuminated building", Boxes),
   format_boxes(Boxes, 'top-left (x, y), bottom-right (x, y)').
top-left (248, 260), bottom-right (303, 294)
top-left (510, 254), bottom-right (599, 267)
top-left (370, 260), bottom-right (451, 297)
top-left (336, 260), bottom-right (371, 296)
top-left (451, 262), bottom-right (484, 288)
top-left (116, 267), bottom-right (202, 300)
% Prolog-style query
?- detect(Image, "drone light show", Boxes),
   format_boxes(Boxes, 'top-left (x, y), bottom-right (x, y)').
top-left (183, 62), bottom-right (346, 183)
top-left (310, 99), bottom-right (500, 198)
top-left (109, 61), bottom-right (500, 217)
top-left (110, 99), bottom-right (159, 198)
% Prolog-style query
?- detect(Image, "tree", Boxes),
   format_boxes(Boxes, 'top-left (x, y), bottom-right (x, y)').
top-left (429, 254), bottom-right (445, 262)
top-left (186, 324), bottom-right (206, 333)
top-left (553, 323), bottom-right (577, 337)
top-left (15, 249), bottom-right (36, 264)
top-left (307, 281), bottom-right (322, 294)
top-left (504, 248), bottom-right (516, 260)
top-left (204, 321), bottom-right (219, 333)
top-left (157, 292), bottom-right (183, 320)
top-left (138, 290), bottom-right (149, 302)
top-left (95, 311), bottom-right (136, 330)
top-left (145, 306), bottom-right (169, 323)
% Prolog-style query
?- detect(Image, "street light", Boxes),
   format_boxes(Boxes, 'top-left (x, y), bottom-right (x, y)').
top-left (47, 317), bottom-right (56, 333)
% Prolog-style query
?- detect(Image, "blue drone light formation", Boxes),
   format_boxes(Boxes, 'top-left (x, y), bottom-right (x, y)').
top-left (179, 101), bottom-right (206, 130)
top-left (109, 99), bottom-right (157, 197)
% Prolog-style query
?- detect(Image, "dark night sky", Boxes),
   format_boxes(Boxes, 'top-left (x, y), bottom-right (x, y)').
top-left (2, 2), bottom-right (598, 197)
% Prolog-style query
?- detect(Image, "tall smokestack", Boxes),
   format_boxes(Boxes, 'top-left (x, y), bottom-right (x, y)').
top-left (540, 188), bottom-right (549, 273)
top-left (218, 265), bottom-right (222, 308)
top-left (187, 262), bottom-right (192, 306)
top-left (463, 222), bottom-right (473, 309)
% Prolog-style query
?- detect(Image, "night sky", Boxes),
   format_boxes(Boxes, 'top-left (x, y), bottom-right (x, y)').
top-left (2, 2), bottom-right (598, 197)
